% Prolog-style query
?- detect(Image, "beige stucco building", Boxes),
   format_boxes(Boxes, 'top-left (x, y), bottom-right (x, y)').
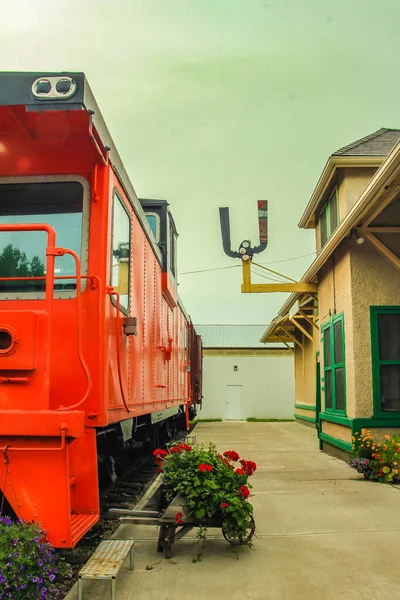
top-left (262, 128), bottom-right (400, 457)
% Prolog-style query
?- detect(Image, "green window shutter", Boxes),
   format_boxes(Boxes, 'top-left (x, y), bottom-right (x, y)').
top-left (322, 314), bottom-right (346, 414)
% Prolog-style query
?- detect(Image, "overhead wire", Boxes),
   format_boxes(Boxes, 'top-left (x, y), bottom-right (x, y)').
top-left (179, 251), bottom-right (316, 276)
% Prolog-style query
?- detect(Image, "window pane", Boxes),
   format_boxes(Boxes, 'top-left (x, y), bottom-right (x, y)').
top-left (335, 368), bottom-right (345, 410)
top-left (380, 365), bottom-right (400, 412)
top-left (111, 198), bottom-right (130, 311)
top-left (378, 314), bottom-right (400, 361)
top-left (325, 370), bottom-right (332, 408)
top-left (320, 207), bottom-right (328, 247)
top-left (329, 190), bottom-right (338, 234)
top-left (324, 327), bottom-right (331, 366)
top-left (334, 321), bottom-right (343, 364)
top-left (146, 215), bottom-right (157, 239)
top-left (0, 182), bottom-right (83, 293)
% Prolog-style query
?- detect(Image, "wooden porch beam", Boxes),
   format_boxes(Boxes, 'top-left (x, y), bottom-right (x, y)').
top-left (364, 232), bottom-right (400, 270)
top-left (275, 332), bottom-right (295, 354)
top-left (298, 309), bottom-right (319, 330)
top-left (278, 327), bottom-right (304, 349)
top-left (290, 317), bottom-right (315, 342)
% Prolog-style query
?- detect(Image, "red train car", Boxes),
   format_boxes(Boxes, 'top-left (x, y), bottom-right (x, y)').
top-left (0, 72), bottom-right (202, 547)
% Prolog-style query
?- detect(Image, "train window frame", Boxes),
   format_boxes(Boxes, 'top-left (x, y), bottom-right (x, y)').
top-left (0, 175), bottom-right (90, 300)
top-left (145, 212), bottom-right (160, 244)
top-left (110, 190), bottom-right (131, 315)
top-left (168, 212), bottom-right (177, 279)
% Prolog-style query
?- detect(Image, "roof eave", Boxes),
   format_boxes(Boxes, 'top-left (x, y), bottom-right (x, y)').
top-left (298, 155), bottom-right (385, 229)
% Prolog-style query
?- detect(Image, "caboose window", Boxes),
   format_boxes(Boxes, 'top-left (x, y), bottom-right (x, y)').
top-left (145, 213), bottom-right (160, 243)
top-left (111, 193), bottom-right (131, 312)
top-left (0, 180), bottom-right (85, 294)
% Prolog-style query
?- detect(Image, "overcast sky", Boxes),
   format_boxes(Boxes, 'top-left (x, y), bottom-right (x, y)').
top-left (1, 0), bottom-right (400, 325)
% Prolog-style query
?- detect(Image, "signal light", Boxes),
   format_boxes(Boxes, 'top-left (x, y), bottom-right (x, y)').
top-left (31, 76), bottom-right (77, 100)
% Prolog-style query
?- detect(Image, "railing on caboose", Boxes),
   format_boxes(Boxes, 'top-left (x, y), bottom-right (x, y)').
top-left (0, 223), bottom-right (92, 409)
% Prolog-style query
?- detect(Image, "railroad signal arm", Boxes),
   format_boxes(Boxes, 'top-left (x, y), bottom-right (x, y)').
top-left (219, 200), bottom-right (317, 294)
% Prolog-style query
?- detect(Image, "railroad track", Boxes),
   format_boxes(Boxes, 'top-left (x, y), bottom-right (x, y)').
top-left (57, 431), bottom-right (191, 596)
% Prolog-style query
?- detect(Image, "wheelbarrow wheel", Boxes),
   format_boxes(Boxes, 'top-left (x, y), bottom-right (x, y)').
top-left (222, 514), bottom-right (255, 546)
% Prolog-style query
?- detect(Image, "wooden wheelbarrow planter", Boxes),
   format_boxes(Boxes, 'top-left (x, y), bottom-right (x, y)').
top-left (110, 480), bottom-right (255, 559)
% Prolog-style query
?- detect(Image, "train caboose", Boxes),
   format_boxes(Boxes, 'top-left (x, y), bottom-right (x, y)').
top-left (0, 72), bottom-right (202, 548)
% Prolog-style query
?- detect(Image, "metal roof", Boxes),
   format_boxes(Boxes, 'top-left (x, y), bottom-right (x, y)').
top-left (195, 324), bottom-right (281, 348)
top-left (332, 128), bottom-right (400, 157)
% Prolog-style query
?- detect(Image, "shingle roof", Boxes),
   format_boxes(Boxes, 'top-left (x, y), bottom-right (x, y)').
top-left (332, 128), bottom-right (400, 157)
top-left (195, 324), bottom-right (281, 348)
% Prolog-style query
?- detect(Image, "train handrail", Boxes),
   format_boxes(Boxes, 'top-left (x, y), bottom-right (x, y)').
top-left (56, 249), bottom-right (92, 412)
top-left (106, 288), bottom-right (133, 414)
top-left (0, 226), bottom-right (92, 412)
top-left (0, 224), bottom-right (57, 402)
top-left (1, 427), bottom-right (67, 459)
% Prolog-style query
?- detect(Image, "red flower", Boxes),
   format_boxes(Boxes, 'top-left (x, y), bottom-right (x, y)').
top-left (173, 443), bottom-right (193, 453)
top-left (157, 468), bottom-right (162, 474)
top-left (153, 448), bottom-right (167, 458)
top-left (221, 502), bottom-right (229, 509)
top-left (235, 468), bottom-right (245, 475)
top-left (170, 447), bottom-right (179, 454)
top-left (239, 459), bottom-right (257, 476)
top-left (199, 463), bottom-right (213, 472)
top-left (223, 450), bottom-right (240, 462)
top-left (175, 511), bottom-right (184, 525)
top-left (238, 485), bottom-right (250, 499)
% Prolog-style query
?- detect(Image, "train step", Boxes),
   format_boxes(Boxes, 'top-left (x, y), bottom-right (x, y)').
top-left (71, 514), bottom-right (99, 547)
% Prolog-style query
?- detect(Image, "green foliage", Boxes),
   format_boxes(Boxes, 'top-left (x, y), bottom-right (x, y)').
top-left (350, 429), bottom-right (400, 483)
top-left (156, 443), bottom-right (255, 546)
top-left (0, 244), bottom-right (45, 278)
top-left (0, 516), bottom-right (72, 599)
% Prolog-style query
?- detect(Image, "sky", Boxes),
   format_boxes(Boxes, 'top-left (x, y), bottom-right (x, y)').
top-left (1, 0), bottom-right (400, 325)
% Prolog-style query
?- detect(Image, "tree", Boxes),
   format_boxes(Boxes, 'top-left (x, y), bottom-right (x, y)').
top-left (0, 244), bottom-right (45, 278)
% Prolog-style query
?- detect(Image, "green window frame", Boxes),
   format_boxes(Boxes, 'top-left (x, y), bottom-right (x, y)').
top-left (319, 187), bottom-right (339, 248)
top-left (321, 313), bottom-right (346, 414)
top-left (371, 306), bottom-right (400, 417)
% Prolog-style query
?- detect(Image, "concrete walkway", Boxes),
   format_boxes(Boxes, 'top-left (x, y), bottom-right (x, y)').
top-left (65, 422), bottom-right (400, 599)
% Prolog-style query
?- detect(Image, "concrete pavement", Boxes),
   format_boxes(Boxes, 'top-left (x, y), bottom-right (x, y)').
top-left (64, 422), bottom-right (400, 599)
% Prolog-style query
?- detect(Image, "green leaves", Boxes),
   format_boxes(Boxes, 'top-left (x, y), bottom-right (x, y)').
top-left (0, 517), bottom-right (72, 599)
top-left (195, 508), bottom-right (205, 519)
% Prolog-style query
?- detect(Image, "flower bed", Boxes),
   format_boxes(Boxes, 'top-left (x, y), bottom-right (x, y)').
top-left (154, 442), bottom-right (256, 546)
top-left (0, 516), bottom-right (72, 600)
top-left (349, 429), bottom-right (400, 483)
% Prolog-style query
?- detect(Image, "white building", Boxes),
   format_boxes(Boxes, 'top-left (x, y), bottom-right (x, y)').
top-left (195, 325), bottom-right (294, 421)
